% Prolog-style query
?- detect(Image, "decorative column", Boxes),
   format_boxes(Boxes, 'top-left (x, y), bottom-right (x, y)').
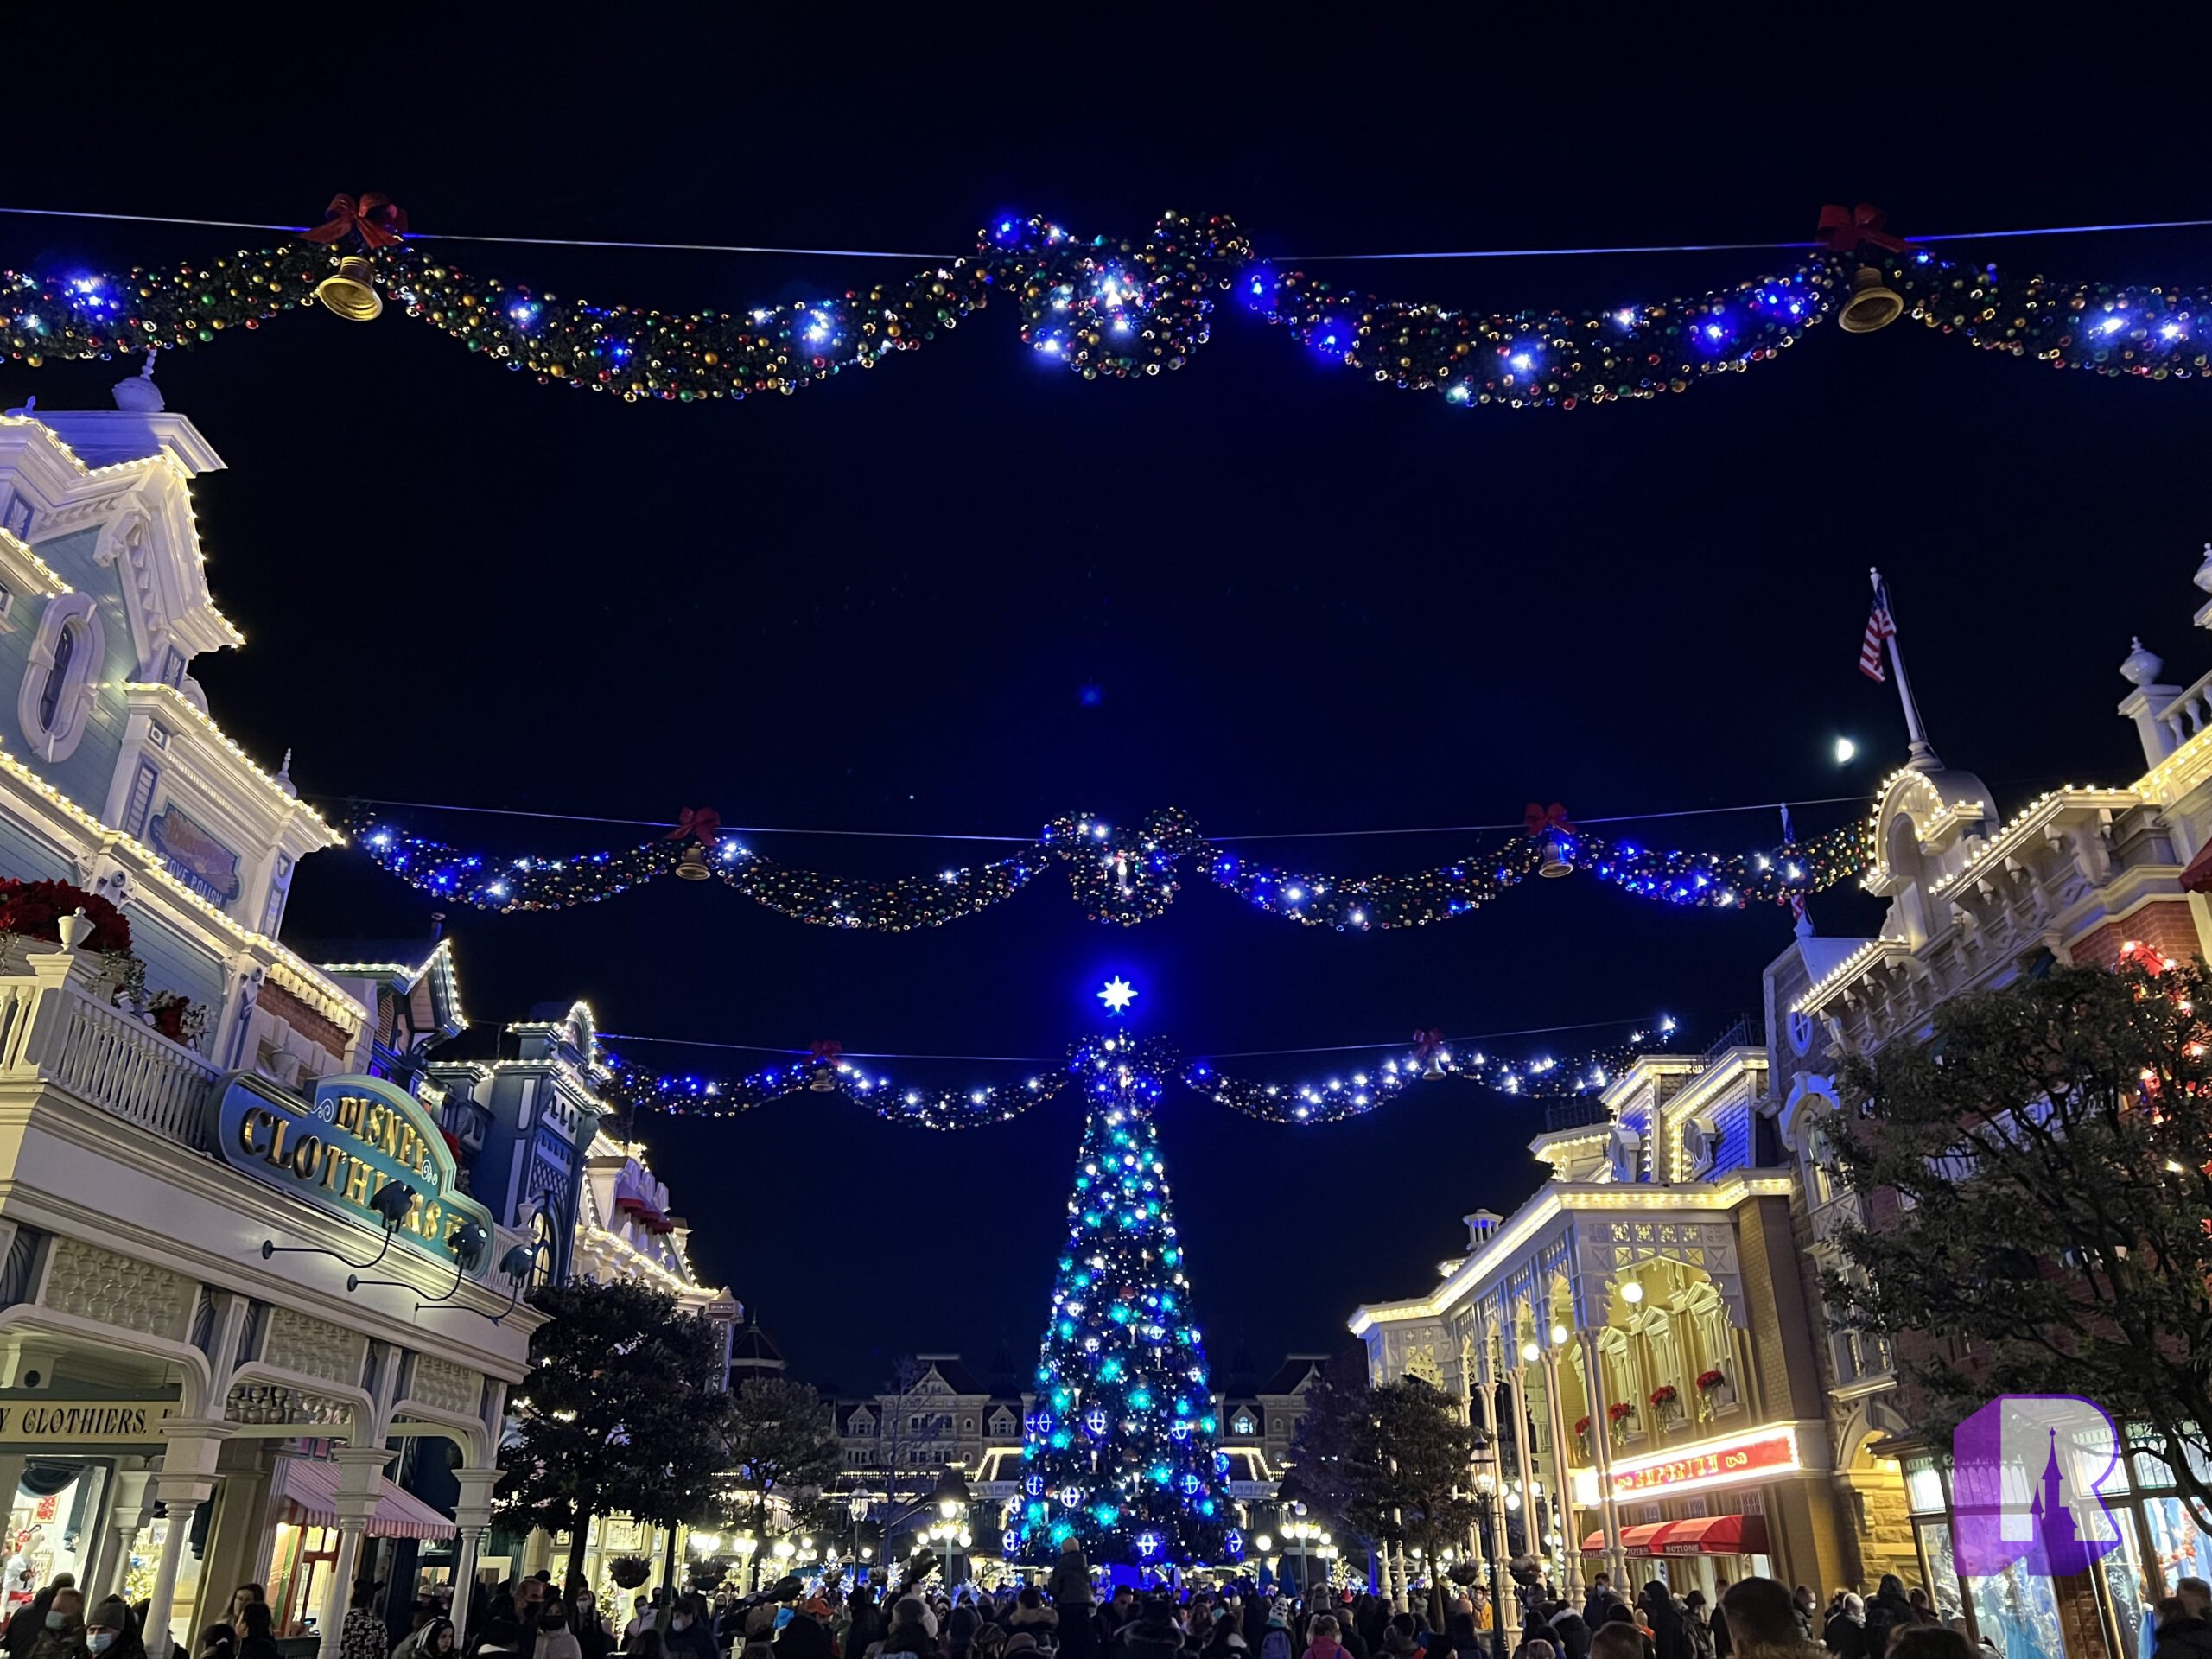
top-left (1471, 1332), bottom-right (1510, 1596)
top-left (1503, 1363), bottom-right (1539, 1590)
top-left (1578, 1332), bottom-right (1625, 1586)
top-left (145, 1423), bottom-right (228, 1657)
top-left (95, 1469), bottom-right (153, 1599)
top-left (1534, 1351), bottom-right (1582, 1599)
top-left (318, 1447), bottom-right (395, 1659)
top-left (447, 1466), bottom-right (504, 1640)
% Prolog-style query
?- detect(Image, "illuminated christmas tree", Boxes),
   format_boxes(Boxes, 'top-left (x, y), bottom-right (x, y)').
top-left (1014, 1029), bottom-right (1236, 1567)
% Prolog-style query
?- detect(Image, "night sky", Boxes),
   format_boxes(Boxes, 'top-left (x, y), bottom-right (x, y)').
top-left (7, 46), bottom-right (2209, 1398)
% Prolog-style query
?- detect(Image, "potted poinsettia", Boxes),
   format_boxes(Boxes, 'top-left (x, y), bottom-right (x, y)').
top-left (1573, 1414), bottom-right (1592, 1459)
top-left (1608, 1399), bottom-right (1638, 1445)
top-left (1649, 1383), bottom-right (1682, 1426)
top-left (144, 991), bottom-right (208, 1051)
top-left (1696, 1369), bottom-right (1736, 1412)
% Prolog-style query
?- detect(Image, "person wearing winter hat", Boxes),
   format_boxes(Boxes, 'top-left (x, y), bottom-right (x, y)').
top-left (85, 1599), bottom-right (144, 1659)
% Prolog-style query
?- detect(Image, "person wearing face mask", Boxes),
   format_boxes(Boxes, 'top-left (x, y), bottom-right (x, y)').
top-left (666, 1598), bottom-right (716, 1659)
top-left (26, 1589), bottom-right (85, 1659)
top-left (85, 1599), bottom-right (146, 1659)
top-left (5, 1575), bottom-right (77, 1659)
top-left (568, 1596), bottom-right (608, 1659)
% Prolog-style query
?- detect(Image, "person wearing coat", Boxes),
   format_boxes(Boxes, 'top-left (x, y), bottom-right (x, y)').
top-left (1639, 1586), bottom-right (1689, 1659)
top-left (1048, 1541), bottom-right (1095, 1611)
top-left (5, 1578), bottom-right (76, 1659)
top-left (1821, 1596), bottom-right (1866, 1659)
top-left (1861, 1579), bottom-right (1916, 1659)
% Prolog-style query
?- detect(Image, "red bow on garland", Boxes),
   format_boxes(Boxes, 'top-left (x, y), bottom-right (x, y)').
top-left (1815, 203), bottom-right (1909, 255)
top-left (1524, 802), bottom-right (1573, 836)
top-left (1410, 1028), bottom-right (1446, 1063)
top-left (302, 191), bottom-right (409, 251)
top-left (809, 1039), bottom-right (844, 1064)
top-left (664, 806), bottom-right (722, 844)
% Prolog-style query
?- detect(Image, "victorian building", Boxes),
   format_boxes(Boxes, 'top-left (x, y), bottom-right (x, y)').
top-left (0, 389), bottom-right (527, 1659)
top-left (1352, 549), bottom-right (2212, 1653)
top-left (1350, 1025), bottom-right (1832, 1609)
top-left (1769, 557), bottom-right (2212, 1659)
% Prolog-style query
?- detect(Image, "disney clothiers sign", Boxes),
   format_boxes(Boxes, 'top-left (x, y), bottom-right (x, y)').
top-left (211, 1072), bottom-right (498, 1279)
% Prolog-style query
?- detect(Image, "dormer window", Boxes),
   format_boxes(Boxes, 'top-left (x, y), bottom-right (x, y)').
top-left (18, 594), bottom-right (104, 762)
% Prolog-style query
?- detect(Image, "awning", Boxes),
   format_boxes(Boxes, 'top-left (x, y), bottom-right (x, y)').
top-left (1620, 1523), bottom-right (1671, 1555)
top-left (1581, 1529), bottom-right (1605, 1553)
top-left (1651, 1514), bottom-right (1770, 1556)
top-left (273, 1458), bottom-right (455, 1541)
top-left (2183, 840), bottom-right (2212, 894)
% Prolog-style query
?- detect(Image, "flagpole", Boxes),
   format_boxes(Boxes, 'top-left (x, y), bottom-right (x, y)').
top-left (1872, 566), bottom-right (1942, 772)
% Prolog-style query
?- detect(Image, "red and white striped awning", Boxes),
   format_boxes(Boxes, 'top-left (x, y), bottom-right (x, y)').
top-left (273, 1457), bottom-right (455, 1541)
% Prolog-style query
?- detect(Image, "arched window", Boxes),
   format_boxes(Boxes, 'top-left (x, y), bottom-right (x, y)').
top-left (18, 594), bottom-right (103, 762)
top-left (35, 622), bottom-right (74, 731)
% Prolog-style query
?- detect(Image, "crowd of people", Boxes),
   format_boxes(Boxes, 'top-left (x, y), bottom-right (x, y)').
top-left (17, 1547), bottom-right (2172, 1659)
top-left (326, 1556), bottom-right (2023, 1659)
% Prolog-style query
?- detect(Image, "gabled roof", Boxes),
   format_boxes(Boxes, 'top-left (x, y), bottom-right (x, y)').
top-left (916, 1355), bottom-right (987, 1395)
top-left (1257, 1356), bottom-right (1331, 1397)
top-left (306, 936), bottom-right (467, 1044)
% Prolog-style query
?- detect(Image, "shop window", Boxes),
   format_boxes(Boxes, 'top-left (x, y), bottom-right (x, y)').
top-left (1915, 1519), bottom-right (1965, 1624)
top-left (1905, 1460), bottom-right (1948, 1516)
top-left (1966, 1555), bottom-right (2064, 1659)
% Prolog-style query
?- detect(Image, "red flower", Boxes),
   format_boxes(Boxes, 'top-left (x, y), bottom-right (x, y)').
top-left (0, 880), bottom-right (130, 955)
top-left (1649, 1385), bottom-right (1678, 1407)
top-left (1695, 1370), bottom-right (1726, 1390)
top-left (1573, 1416), bottom-right (1591, 1437)
top-left (1607, 1401), bottom-right (1635, 1422)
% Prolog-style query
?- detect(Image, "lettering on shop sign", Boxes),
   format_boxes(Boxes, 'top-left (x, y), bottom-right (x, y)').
top-left (1610, 1428), bottom-right (1798, 1497)
top-left (0, 1398), bottom-right (176, 1446)
top-left (210, 1073), bottom-right (499, 1280)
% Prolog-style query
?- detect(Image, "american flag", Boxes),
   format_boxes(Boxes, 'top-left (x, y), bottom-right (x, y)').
top-left (1859, 576), bottom-right (1897, 682)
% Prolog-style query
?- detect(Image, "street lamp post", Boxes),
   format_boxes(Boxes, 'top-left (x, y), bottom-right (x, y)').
top-left (1469, 1434), bottom-right (1509, 1659)
top-left (927, 1466), bottom-right (973, 1588)
top-left (733, 1532), bottom-right (759, 1593)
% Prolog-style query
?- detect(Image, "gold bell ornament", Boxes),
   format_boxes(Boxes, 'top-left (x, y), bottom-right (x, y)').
top-left (673, 842), bottom-right (712, 881)
top-left (1537, 833), bottom-right (1577, 879)
top-left (315, 256), bottom-right (383, 322)
top-left (1837, 266), bottom-right (1904, 334)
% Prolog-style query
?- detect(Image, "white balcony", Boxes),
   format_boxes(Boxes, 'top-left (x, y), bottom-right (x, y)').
top-left (0, 943), bottom-right (219, 1151)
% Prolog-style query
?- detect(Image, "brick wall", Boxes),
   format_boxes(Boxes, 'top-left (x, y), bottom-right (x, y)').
top-left (2069, 899), bottom-right (2206, 970)
top-left (1738, 1196), bottom-right (1827, 1421)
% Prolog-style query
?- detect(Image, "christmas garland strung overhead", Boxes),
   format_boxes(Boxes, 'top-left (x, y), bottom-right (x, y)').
top-left (350, 803), bottom-right (1872, 931)
top-left (604, 1020), bottom-right (1671, 1130)
top-left (4, 195), bottom-right (2208, 412)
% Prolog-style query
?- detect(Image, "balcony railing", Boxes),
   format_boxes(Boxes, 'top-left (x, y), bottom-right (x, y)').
top-left (0, 946), bottom-right (219, 1153)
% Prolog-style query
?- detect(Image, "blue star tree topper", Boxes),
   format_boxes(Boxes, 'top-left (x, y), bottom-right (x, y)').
top-left (1097, 976), bottom-right (1138, 1015)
